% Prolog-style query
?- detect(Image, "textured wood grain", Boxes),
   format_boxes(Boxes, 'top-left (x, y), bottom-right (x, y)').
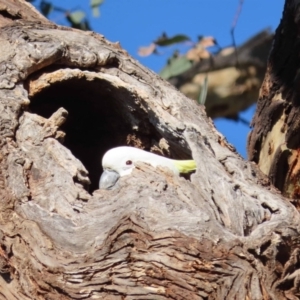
top-left (248, 0), bottom-right (300, 202)
top-left (0, 0), bottom-right (298, 299)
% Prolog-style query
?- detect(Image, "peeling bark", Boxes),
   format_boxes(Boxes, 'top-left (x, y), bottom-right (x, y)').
top-left (248, 0), bottom-right (300, 202)
top-left (0, 0), bottom-right (298, 299)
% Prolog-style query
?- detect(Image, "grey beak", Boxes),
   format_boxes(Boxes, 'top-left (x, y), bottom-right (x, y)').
top-left (99, 169), bottom-right (120, 189)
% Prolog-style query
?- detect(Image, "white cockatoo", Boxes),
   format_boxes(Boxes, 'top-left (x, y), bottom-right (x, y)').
top-left (99, 146), bottom-right (196, 189)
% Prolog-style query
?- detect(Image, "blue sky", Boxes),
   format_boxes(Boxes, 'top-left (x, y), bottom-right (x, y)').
top-left (42, 0), bottom-right (284, 157)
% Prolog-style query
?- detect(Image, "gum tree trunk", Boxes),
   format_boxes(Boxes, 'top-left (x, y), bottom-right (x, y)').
top-left (0, 0), bottom-right (298, 299)
top-left (248, 0), bottom-right (300, 204)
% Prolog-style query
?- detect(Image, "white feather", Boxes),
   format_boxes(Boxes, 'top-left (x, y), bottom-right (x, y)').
top-left (102, 146), bottom-right (179, 176)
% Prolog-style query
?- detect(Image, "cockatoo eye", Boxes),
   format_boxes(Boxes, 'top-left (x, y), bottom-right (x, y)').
top-left (126, 160), bottom-right (132, 165)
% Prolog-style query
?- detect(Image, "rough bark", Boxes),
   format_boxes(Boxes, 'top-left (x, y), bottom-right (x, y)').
top-left (248, 0), bottom-right (300, 202)
top-left (0, 0), bottom-right (298, 299)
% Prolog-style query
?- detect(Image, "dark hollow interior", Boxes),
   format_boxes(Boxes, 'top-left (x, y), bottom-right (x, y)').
top-left (27, 75), bottom-right (163, 192)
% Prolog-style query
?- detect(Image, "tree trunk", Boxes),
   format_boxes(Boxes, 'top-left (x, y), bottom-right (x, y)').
top-left (248, 0), bottom-right (300, 204)
top-left (0, 0), bottom-right (298, 299)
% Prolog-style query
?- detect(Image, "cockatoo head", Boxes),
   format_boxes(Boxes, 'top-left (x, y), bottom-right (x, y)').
top-left (99, 146), bottom-right (147, 189)
top-left (103, 146), bottom-right (136, 175)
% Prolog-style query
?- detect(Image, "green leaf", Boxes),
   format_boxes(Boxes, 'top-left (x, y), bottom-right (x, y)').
top-left (197, 75), bottom-right (208, 105)
top-left (160, 56), bottom-right (192, 80)
top-left (91, 0), bottom-right (104, 7)
top-left (68, 10), bottom-right (86, 25)
top-left (40, 1), bottom-right (53, 17)
top-left (92, 6), bottom-right (100, 17)
top-left (90, 0), bottom-right (104, 16)
top-left (79, 20), bottom-right (92, 31)
top-left (154, 34), bottom-right (190, 47)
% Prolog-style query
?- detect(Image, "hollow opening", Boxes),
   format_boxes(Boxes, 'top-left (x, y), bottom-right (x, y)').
top-left (26, 70), bottom-right (169, 192)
